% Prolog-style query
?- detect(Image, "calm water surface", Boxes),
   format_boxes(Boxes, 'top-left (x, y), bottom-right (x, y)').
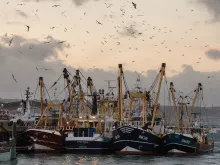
top-left (2, 133), bottom-right (220, 165)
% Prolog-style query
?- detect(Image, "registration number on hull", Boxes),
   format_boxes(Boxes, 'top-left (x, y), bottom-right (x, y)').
top-left (77, 141), bottom-right (88, 144)
top-left (181, 139), bottom-right (190, 144)
top-left (139, 135), bottom-right (148, 141)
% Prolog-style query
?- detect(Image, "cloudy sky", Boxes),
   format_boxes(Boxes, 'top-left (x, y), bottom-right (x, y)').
top-left (0, 0), bottom-right (220, 106)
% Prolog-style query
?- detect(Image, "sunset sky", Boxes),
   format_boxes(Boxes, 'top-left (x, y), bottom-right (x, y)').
top-left (0, 0), bottom-right (220, 106)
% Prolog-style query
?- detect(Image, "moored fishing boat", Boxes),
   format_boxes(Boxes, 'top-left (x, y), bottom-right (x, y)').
top-left (64, 119), bottom-right (113, 154)
top-left (112, 63), bottom-right (166, 155)
top-left (0, 122), bottom-right (16, 162)
top-left (63, 73), bottom-right (115, 154)
top-left (163, 82), bottom-right (214, 155)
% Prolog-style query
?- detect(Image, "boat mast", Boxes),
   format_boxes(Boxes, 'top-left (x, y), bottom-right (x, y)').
top-left (39, 77), bottom-right (44, 116)
top-left (63, 68), bottom-right (72, 121)
top-left (179, 95), bottom-right (184, 133)
top-left (186, 83), bottom-right (202, 128)
top-left (117, 64), bottom-right (123, 121)
top-left (150, 63), bottom-right (166, 129)
top-left (170, 82), bottom-right (179, 131)
top-left (128, 92), bottom-right (147, 126)
top-left (76, 70), bottom-right (85, 117)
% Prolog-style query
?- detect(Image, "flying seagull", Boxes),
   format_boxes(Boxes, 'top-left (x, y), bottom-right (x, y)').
top-left (12, 74), bottom-right (17, 82)
top-left (58, 41), bottom-right (65, 44)
top-left (26, 25), bottom-right (30, 31)
top-left (96, 20), bottom-right (102, 25)
top-left (9, 38), bottom-right (13, 46)
top-left (52, 5), bottom-right (61, 7)
top-left (132, 2), bottom-right (137, 9)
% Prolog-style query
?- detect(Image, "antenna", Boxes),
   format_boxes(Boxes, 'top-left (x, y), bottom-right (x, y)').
top-left (134, 71), bottom-right (145, 92)
top-left (104, 80), bottom-right (116, 99)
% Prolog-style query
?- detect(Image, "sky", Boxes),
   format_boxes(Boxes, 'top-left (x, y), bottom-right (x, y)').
top-left (0, 0), bottom-right (220, 106)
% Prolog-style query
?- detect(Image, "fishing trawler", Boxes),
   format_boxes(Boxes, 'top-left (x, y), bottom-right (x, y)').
top-left (112, 63), bottom-right (166, 155)
top-left (24, 77), bottom-right (65, 153)
top-left (25, 69), bottom-right (114, 153)
top-left (163, 82), bottom-right (214, 155)
top-left (0, 122), bottom-right (16, 162)
top-left (62, 70), bottom-right (114, 154)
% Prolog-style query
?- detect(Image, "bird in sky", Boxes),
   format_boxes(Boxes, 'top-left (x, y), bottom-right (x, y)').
top-left (96, 20), bottom-right (102, 25)
top-left (26, 25), bottom-right (30, 32)
top-left (132, 2), bottom-right (137, 9)
top-left (58, 41), bottom-right (65, 44)
top-left (12, 74), bottom-right (17, 82)
top-left (52, 5), bottom-right (61, 7)
top-left (9, 38), bottom-right (13, 46)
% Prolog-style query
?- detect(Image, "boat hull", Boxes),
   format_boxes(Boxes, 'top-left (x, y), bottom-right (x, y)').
top-left (64, 134), bottom-right (113, 154)
top-left (25, 129), bottom-right (64, 153)
top-left (163, 133), bottom-right (197, 155)
top-left (112, 125), bottom-right (162, 155)
top-left (196, 142), bottom-right (214, 154)
top-left (65, 140), bottom-right (113, 154)
top-left (0, 148), bottom-right (11, 162)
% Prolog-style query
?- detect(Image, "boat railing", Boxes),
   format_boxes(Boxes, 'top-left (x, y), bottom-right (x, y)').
top-left (28, 126), bottom-right (59, 130)
top-left (118, 121), bottom-right (145, 129)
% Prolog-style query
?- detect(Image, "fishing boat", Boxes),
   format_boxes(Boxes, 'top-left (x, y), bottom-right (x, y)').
top-left (163, 83), bottom-right (214, 155)
top-left (62, 71), bottom-right (114, 154)
top-left (25, 69), bottom-right (115, 153)
top-left (0, 122), bottom-right (16, 162)
top-left (112, 63), bottom-right (166, 155)
top-left (0, 101), bottom-right (32, 153)
top-left (64, 118), bottom-right (113, 154)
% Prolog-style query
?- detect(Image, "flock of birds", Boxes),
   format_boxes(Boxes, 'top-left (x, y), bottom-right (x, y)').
top-left (0, 0), bottom-right (215, 84)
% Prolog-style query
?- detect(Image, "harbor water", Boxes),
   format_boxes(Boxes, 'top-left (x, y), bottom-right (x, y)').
top-left (2, 133), bottom-right (220, 165)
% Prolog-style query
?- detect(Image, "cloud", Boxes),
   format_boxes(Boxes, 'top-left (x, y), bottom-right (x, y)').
top-left (72, 0), bottom-right (89, 6)
top-left (0, 35), bottom-right (71, 98)
top-left (1, 37), bottom-right (220, 106)
top-left (23, 0), bottom-right (61, 2)
top-left (119, 25), bottom-right (142, 38)
top-left (205, 49), bottom-right (220, 60)
top-left (16, 10), bottom-right (28, 18)
top-left (71, 0), bottom-right (100, 6)
top-left (198, 0), bottom-right (220, 22)
top-left (22, 0), bottom-right (98, 6)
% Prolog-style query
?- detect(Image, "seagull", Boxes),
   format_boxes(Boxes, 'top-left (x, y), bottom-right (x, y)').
top-left (9, 38), bottom-right (13, 46)
top-left (96, 20), bottom-right (102, 25)
top-left (40, 68), bottom-right (52, 71)
top-left (12, 74), bottom-right (17, 82)
top-left (132, 2), bottom-right (137, 9)
top-left (26, 25), bottom-right (30, 32)
top-left (58, 41), bottom-right (65, 44)
top-left (52, 5), bottom-right (61, 7)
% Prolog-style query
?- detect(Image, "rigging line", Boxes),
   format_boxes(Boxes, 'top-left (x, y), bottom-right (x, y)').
top-left (44, 82), bottom-right (52, 103)
top-left (33, 83), bottom-right (39, 100)
top-left (79, 70), bottom-right (87, 82)
top-left (163, 76), bottom-right (166, 120)
top-left (67, 70), bottom-right (74, 79)
top-left (19, 88), bottom-right (23, 100)
top-left (55, 84), bottom-right (69, 99)
top-left (122, 73), bottom-right (129, 93)
top-left (49, 73), bottom-right (63, 90)
top-left (148, 73), bottom-right (160, 92)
